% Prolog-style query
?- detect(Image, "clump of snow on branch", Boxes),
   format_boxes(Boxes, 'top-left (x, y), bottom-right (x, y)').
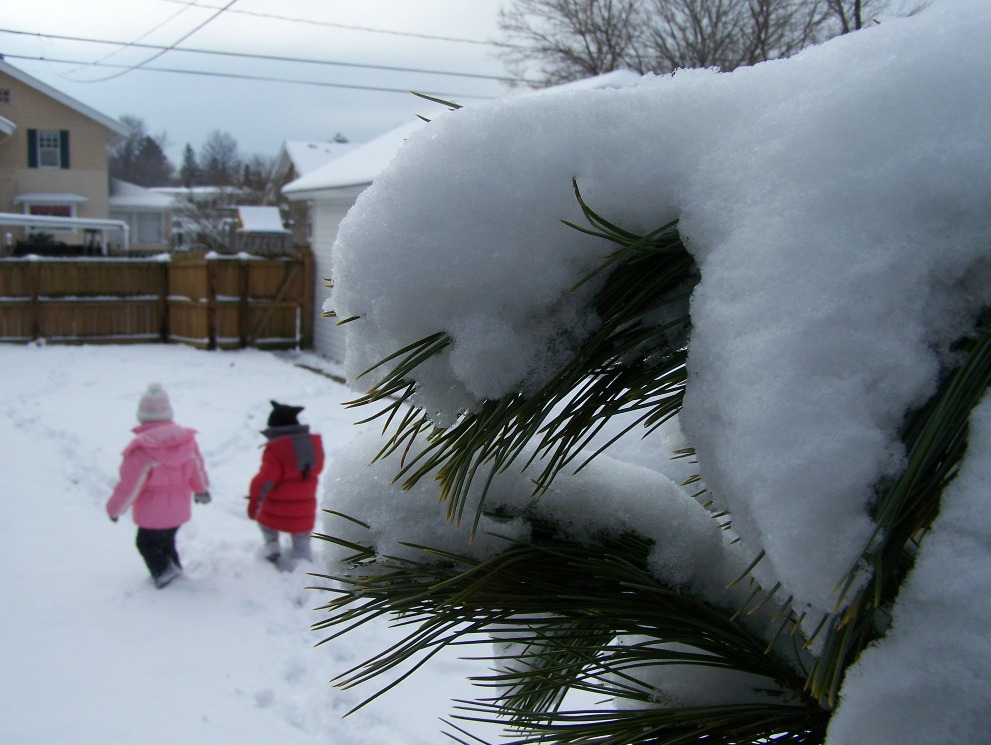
top-left (322, 2), bottom-right (991, 742)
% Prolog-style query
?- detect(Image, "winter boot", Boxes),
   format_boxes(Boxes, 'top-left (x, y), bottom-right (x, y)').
top-left (289, 532), bottom-right (313, 563)
top-left (260, 526), bottom-right (281, 563)
top-left (154, 560), bottom-right (182, 589)
top-left (264, 544), bottom-right (281, 564)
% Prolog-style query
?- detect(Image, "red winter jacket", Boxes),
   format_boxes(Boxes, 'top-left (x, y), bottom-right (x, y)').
top-left (248, 425), bottom-right (324, 534)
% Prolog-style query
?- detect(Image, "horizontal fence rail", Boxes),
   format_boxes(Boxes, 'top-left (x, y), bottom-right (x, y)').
top-left (0, 251), bottom-right (314, 350)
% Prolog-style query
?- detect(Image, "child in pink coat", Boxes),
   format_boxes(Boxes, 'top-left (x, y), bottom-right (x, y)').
top-left (107, 383), bottom-right (210, 588)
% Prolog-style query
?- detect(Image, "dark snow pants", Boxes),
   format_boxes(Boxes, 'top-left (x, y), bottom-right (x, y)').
top-left (135, 527), bottom-right (181, 578)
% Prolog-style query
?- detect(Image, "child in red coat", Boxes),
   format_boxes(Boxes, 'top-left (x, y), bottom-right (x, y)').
top-left (247, 401), bottom-right (324, 569)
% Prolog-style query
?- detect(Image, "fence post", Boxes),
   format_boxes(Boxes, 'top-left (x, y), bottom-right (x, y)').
top-left (159, 260), bottom-right (170, 342)
top-left (29, 261), bottom-right (40, 341)
top-left (239, 259), bottom-right (249, 348)
top-left (206, 257), bottom-right (218, 350)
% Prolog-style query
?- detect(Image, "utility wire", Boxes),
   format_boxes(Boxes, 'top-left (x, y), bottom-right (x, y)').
top-left (159, 0), bottom-right (521, 48)
top-left (57, 0), bottom-right (204, 77)
top-left (0, 51), bottom-right (496, 100)
top-left (0, 27), bottom-right (525, 83)
top-left (83, 0), bottom-right (240, 82)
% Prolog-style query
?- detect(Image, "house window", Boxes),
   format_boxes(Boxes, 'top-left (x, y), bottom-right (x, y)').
top-left (27, 129), bottom-right (70, 169)
top-left (0, 89), bottom-right (10, 103)
top-left (28, 203), bottom-right (75, 233)
top-left (38, 130), bottom-right (61, 167)
top-left (29, 204), bottom-right (73, 218)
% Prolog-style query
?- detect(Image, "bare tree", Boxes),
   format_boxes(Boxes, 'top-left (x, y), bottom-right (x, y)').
top-left (200, 130), bottom-right (242, 186)
top-left (746, 0), bottom-right (831, 63)
top-left (498, 0), bottom-right (890, 85)
top-left (646, 0), bottom-right (765, 70)
top-left (498, 0), bottom-right (650, 85)
top-left (238, 153), bottom-right (276, 204)
top-left (824, 0), bottom-right (865, 32)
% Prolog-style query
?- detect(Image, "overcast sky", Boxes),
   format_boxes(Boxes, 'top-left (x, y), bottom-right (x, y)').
top-left (1, 0), bottom-right (515, 162)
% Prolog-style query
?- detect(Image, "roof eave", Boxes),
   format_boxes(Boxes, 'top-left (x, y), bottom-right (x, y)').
top-left (0, 59), bottom-right (131, 138)
top-left (282, 183), bottom-right (369, 202)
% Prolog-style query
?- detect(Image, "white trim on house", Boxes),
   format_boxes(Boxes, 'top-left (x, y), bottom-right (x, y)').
top-left (0, 59), bottom-right (130, 140)
top-left (13, 192), bottom-right (90, 205)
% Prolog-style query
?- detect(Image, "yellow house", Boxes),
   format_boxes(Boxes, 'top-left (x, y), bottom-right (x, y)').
top-left (0, 59), bottom-right (130, 255)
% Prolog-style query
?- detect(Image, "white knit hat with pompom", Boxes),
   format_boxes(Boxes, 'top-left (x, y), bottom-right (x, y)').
top-left (137, 383), bottom-right (174, 423)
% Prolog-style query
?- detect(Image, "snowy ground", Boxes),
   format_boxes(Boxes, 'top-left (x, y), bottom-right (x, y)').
top-left (0, 343), bottom-right (487, 745)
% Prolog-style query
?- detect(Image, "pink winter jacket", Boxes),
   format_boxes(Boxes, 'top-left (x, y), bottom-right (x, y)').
top-left (106, 421), bottom-right (209, 529)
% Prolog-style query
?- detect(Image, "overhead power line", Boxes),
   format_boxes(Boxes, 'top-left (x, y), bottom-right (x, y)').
top-left (58, 0), bottom-right (202, 76)
top-left (159, 0), bottom-right (520, 48)
top-left (84, 0), bottom-right (240, 82)
top-left (0, 51), bottom-right (496, 100)
top-left (0, 28), bottom-right (526, 84)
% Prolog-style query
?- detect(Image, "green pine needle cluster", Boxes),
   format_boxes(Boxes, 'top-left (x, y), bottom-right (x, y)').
top-left (312, 519), bottom-right (829, 744)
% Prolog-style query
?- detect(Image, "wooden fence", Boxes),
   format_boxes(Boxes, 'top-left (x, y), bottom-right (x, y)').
top-left (0, 251), bottom-right (314, 350)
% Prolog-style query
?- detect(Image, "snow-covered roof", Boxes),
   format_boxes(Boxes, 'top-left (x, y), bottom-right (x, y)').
top-left (0, 59), bottom-right (130, 139)
top-left (151, 186), bottom-right (247, 205)
top-left (282, 121), bottom-right (424, 197)
top-left (109, 180), bottom-right (173, 210)
top-left (236, 206), bottom-right (289, 234)
top-left (0, 114), bottom-right (14, 137)
top-left (283, 71), bottom-right (643, 198)
top-left (273, 140), bottom-right (357, 180)
top-left (152, 186), bottom-right (239, 196)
